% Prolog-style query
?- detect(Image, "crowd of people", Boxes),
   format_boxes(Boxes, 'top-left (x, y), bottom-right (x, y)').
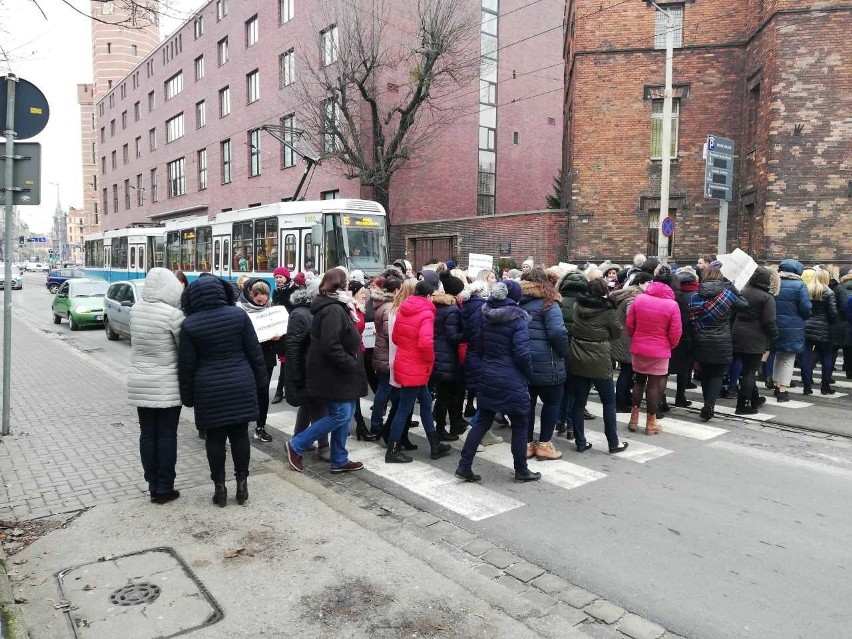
top-left (125, 252), bottom-right (852, 504)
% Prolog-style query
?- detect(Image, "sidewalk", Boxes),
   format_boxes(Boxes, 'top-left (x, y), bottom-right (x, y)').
top-left (0, 313), bottom-right (678, 639)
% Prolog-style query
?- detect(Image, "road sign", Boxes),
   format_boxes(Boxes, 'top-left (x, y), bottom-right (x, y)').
top-left (0, 142), bottom-right (41, 205)
top-left (27, 236), bottom-right (47, 243)
top-left (704, 134), bottom-right (734, 201)
top-left (661, 216), bottom-right (675, 238)
top-left (0, 77), bottom-right (50, 140)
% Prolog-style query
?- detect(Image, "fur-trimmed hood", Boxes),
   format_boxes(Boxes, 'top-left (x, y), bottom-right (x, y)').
top-left (482, 300), bottom-right (530, 324)
top-left (520, 279), bottom-right (562, 302)
top-left (432, 292), bottom-right (459, 306)
top-left (841, 273), bottom-right (852, 285)
top-left (370, 288), bottom-right (395, 304)
top-left (557, 271), bottom-right (588, 296)
top-left (779, 271), bottom-right (803, 282)
top-left (609, 286), bottom-right (641, 306)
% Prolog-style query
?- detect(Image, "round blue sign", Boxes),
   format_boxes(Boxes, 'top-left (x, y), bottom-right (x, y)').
top-left (661, 216), bottom-right (675, 238)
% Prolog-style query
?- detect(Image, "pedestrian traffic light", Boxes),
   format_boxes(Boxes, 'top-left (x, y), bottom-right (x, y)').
top-left (18, 235), bottom-right (24, 245)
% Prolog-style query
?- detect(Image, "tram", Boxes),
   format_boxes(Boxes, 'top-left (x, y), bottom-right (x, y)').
top-left (83, 199), bottom-right (388, 283)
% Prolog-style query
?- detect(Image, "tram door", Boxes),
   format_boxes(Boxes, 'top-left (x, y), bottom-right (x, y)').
top-left (129, 242), bottom-right (146, 279)
top-left (212, 235), bottom-right (231, 278)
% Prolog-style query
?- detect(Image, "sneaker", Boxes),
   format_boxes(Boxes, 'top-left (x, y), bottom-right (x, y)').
top-left (316, 446), bottom-right (331, 462)
top-left (534, 440), bottom-right (563, 461)
top-left (286, 441), bottom-right (303, 472)
top-left (480, 431), bottom-right (503, 446)
top-left (330, 461), bottom-right (364, 474)
top-left (254, 427), bottom-right (273, 442)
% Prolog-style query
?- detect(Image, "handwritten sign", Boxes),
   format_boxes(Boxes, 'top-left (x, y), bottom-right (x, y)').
top-left (558, 262), bottom-right (578, 272)
top-left (362, 321), bottom-right (376, 349)
top-left (245, 306), bottom-right (289, 343)
top-left (718, 248), bottom-right (757, 291)
top-left (467, 253), bottom-right (494, 275)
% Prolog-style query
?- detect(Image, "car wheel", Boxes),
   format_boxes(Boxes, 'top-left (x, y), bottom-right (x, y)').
top-left (105, 318), bottom-right (120, 341)
top-left (69, 314), bottom-right (79, 331)
top-left (48, 283), bottom-right (59, 294)
top-left (53, 313), bottom-right (61, 325)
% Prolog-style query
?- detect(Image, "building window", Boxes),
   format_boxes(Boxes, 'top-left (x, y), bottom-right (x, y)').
top-left (746, 83), bottom-right (760, 150)
top-left (151, 168), bottom-right (159, 202)
top-left (124, 179), bottom-right (131, 209)
top-left (122, 143), bottom-right (129, 164)
top-left (221, 139), bottom-right (232, 184)
top-left (100, 127), bottom-right (105, 143)
top-left (148, 90), bottom-right (155, 112)
top-left (278, 49), bottom-right (295, 88)
top-left (112, 184), bottom-right (118, 213)
top-left (136, 174), bottom-right (144, 205)
top-left (135, 136), bottom-right (142, 158)
top-left (194, 55), bottom-right (204, 80)
top-left (134, 101), bottom-right (140, 121)
top-left (196, 100), bottom-right (206, 128)
top-left (149, 127), bottom-right (157, 151)
top-left (246, 15), bottom-right (258, 46)
top-left (480, 80), bottom-right (496, 105)
top-left (653, 4), bottom-right (684, 49)
top-left (219, 86), bottom-right (230, 117)
top-left (102, 187), bottom-right (108, 215)
top-left (167, 158), bottom-right (186, 197)
top-left (218, 37), bottom-right (229, 66)
top-left (248, 129), bottom-right (262, 177)
top-left (513, 131), bottom-right (520, 145)
top-left (110, 119), bottom-right (116, 136)
top-left (322, 98), bottom-right (339, 154)
top-left (216, 0), bottom-right (227, 20)
top-left (647, 209), bottom-right (675, 258)
top-left (164, 71), bottom-right (183, 100)
top-left (246, 70), bottom-right (260, 103)
top-left (101, 156), bottom-right (106, 175)
top-left (281, 114), bottom-right (295, 168)
top-left (131, 44), bottom-right (138, 56)
top-left (321, 25), bottom-right (338, 66)
top-left (280, 0), bottom-right (294, 24)
top-left (111, 150), bottom-right (117, 169)
top-left (99, 102), bottom-right (104, 116)
top-left (194, 15), bottom-right (204, 38)
top-left (120, 83), bottom-right (127, 99)
top-left (321, 190), bottom-right (339, 200)
top-left (166, 113), bottom-right (185, 143)
top-left (107, 42), bottom-right (112, 54)
top-left (198, 148), bottom-right (208, 190)
top-left (146, 60), bottom-right (154, 78)
top-left (121, 111), bottom-right (127, 129)
top-left (650, 98), bottom-right (680, 159)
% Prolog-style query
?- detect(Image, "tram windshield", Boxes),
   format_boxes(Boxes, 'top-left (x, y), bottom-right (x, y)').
top-left (342, 214), bottom-right (387, 274)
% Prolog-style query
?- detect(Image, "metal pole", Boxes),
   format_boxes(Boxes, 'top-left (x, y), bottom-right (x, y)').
top-left (653, 2), bottom-right (674, 264)
top-left (3, 74), bottom-right (17, 436)
top-left (717, 199), bottom-right (728, 255)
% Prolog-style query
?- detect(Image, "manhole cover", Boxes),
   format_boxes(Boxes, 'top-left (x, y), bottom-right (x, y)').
top-left (109, 582), bottom-right (161, 606)
top-left (57, 547), bottom-right (223, 639)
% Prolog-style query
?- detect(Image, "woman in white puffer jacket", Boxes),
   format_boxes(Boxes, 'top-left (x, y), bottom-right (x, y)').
top-left (127, 267), bottom-right (185, 504)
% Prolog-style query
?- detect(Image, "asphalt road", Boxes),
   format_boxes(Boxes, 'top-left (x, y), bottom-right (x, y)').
top-left (7, 271), bottom-right (852, 639)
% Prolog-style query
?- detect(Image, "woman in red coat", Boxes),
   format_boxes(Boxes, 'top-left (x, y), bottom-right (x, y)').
top-left (385, 280), bottom-right (452, 463)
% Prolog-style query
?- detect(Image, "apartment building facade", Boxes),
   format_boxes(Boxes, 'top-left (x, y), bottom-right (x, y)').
top-left (93, 0), bottom-right (565, 269)
top-left (563, 0), bottom-right (852, 264)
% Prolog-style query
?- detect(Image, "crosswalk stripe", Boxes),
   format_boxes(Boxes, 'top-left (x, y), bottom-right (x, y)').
top-left (793, 375), bottom-right (852, 389)
top-left (266, 413), bottom-right (525, 522)
top-left (583, 402), bottom-right (728, 441)
top-left (665, 382), bottom-right (777, 418)
top-left (710, 440), bottom-right (852, 481)
top-left (472, 443), bottom-right (608, 490)
top-left (761, 397), bottom-right (814, 409)
top-left (785, 387), bottom-right (848, 399)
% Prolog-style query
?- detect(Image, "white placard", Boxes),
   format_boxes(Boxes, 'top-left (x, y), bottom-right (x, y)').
top-left (559, 262), bottom-right (578, 272)
top-left (718, 248), bottom-right (757, 291)
top-left (468, 253), bottom-right (494, 274)
top-left (362, 321), bottom-right (376, 349)
top-left (245, 306), bottom-right (289, 343)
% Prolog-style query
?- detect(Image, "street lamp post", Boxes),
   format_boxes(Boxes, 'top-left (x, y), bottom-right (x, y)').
top-left (651, 0), bottom-right (675, 264)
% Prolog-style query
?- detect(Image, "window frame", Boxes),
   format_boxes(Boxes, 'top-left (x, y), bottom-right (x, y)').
top-left (246, 15), bottom-right (259, 47)
top-left (167, 157), bottom-right (187, 198)
top-left (246, 70), bottom-right (260, 104)
top-left (653, 4), bottom-right (684, 50)
top-left (194, 55), bottom-right (204, 81)
top-left (249, 129), bottom-right (262, 177)
top-left (650, 98), bottom-right (680, 160)
top-left (221, 139), bottom-right (232, 184)
top-left (279, 0), bottom-right (294, 24)
top-left (320, 25), bottom-right (339, 66)
top-left (197, 148), bottom-right (208, 191)
top-left (279, 48), bottom-right (295, 88)
top-left (219, 86), bottom-right (230, 118)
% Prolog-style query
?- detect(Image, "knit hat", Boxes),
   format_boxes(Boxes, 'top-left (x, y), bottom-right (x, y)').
top-left (508, 268), bottom-right (522, 280)
top-left (709, 259), bottom-right (723, 270)
top-left (676, 265), bottom-right (698, 281)
top-left (349, 280), bottom-right (364, 295)
top-left (349, 269), bottom-right (366, 284)
top-left (273, 267), bottom-right (291, 279)
top-left (445, 259), bottom-right (457, 271)
top-left (654, 264), bottom-right (672, 281)
top-left (393, 258), bottom-right (413, 274)
top-left (779, 259), bottom-right (804, 275)
top-left (420, 269), bottom-right (440, 288)
top-left (505, 280), bottom-right (523, 302)
top-left (415, 280), bottom-right (435, 296)
top-left (294, 272), bottom-right (307, 287)
top-left (522, 257), bottom-right (535, 271)
top-left (443, 275), bottom-right (465, 296)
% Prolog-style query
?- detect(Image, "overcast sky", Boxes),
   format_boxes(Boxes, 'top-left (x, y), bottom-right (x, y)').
top-left (1, 0), bottom-right (198, 232)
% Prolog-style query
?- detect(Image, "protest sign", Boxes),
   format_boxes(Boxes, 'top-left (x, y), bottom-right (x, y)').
top-left (718, 248), bottom-right (757, 291)
top-left (245, 306), bottom-right (289, 343)
top-left (467, 253), bottom-right (494, 274)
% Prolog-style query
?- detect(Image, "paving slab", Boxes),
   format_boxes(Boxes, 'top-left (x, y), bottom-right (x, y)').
top-left (559, 585), bottom-right (600, 609)
top-left (505, 560), bottom-right (546, 583)
top-left (618, 613), bottom-right (667, 639)
top-left (482, 548), bottom-right (521, 569)
top-left (585, 599), bottom-right (626, 624)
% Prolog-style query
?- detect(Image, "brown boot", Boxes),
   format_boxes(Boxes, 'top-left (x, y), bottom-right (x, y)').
top-left (645, 413), bottom-right (661, 435)
top-left (628, 407), bottom-right (640, 432)
top-left (534, 440), bottom-right (563, 461)
top-left (526, 442), bottom-right (537, 459)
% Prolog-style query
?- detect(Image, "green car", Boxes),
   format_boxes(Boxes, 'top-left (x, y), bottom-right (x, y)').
top-left (51, 278), bottom-right (109, 331)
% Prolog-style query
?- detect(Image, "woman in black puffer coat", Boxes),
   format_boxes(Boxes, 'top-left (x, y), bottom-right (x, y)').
top-left (179, 275), bottom-right (268, 506)
top-left (284, 279), bottom-right (329, 460)
top-left (431, 274), bottom-right (466, 439)
top-left (802, 268), bottom-right (838, 395)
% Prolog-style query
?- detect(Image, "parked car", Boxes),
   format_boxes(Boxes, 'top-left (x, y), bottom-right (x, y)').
top-left (46, 268), bottom-right (86, 294)
top-left (26, 262), bottom-right (49, 272)
top-left (0, 264), bottom-right (23, 290)
top-left (51, 278), bottom-right (109, 331)
top-left (104, 280), bottom-right (146, 340)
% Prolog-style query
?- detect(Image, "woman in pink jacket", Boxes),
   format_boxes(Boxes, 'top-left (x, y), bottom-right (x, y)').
top-left (626, 279), bottom-right (682, 434)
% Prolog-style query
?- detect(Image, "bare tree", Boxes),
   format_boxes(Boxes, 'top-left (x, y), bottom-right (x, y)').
top-left (295, 0), bottom-right (480, 234)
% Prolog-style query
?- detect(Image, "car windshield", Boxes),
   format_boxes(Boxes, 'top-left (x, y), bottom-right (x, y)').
top-left (69, 281), bottom-right (109, 297)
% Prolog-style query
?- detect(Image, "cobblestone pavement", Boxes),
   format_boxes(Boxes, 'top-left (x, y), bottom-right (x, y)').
top-left (0, 313), bottom-right (272, 521)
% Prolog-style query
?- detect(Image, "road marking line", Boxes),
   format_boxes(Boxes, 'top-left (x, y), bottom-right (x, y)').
top-left (710, 441), bottom-right (852, 481)
top-left (761, 397), bottom-right (813, 409)
top-left (786, 387), bottom-right (847, 399)
top-left (712, 404), bottom-right (776, 421)
top-left (584, 402), bottom-right (727, 441)
top-left (469, 441), bottom-right (607, 489)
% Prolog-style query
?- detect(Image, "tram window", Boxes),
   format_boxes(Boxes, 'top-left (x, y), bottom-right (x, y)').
top-left (303, 233), bottom-right (314, 272)
top-left (196, 226), bottom-right (212, 271)
top-left (284, 233), bottom-right (296, 270)
top-left (130, 247), bottom-right (136, 269)
top-left (223, 239), bottom-right (230, 271)
top-left (151, 236), bottom-right (165, 268)
top-left (214, 239), bottom-right (220, 271)
top-left (233, 221), bottom-right (253, 271)
top-left (254, 217), bottom-right (278, 271)
top-left (139, 247), bottom-right (146, 271)
top-left (181, 229), bottom-right (197, 271)
top-left (166, 231), bottom-right (181, 271)
top-left (114, 237), bottom-right (128, 270)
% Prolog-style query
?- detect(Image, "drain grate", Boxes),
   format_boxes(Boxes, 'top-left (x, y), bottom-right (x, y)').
top-left (109, 582), bottom-right (161, 606)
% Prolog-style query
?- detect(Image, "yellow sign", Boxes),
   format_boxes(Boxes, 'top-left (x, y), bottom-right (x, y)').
top-left (30, 107), bottom-right (42, 115)
top-left (343, 215), bottom-right (381, 228)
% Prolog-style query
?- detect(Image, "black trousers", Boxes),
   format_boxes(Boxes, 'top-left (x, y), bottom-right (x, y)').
top-left (138, 406), bottom-right (181, 495)
top-left (735, 352), bottom-right (763, 404)
top-left (256, 362), bottom-right (274, 428)
top-left (699, 362), bottom-right (727, 409)
top-left (433, 379), bottom-right (463, 428)
top-left (205, 423), bottom-right (250, 482)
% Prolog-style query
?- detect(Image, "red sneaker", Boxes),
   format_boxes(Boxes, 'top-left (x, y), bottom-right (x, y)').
top-left (330, 461), bottom-right (364, 474)
top-left (286, 441), bottom-right (303, 472)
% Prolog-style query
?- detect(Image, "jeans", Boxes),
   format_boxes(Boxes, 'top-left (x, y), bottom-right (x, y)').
top-left (699, 362), bottom-right (727, 408)
top-left (371, 372), bottom-right (392, 429)
top-left (735, 352), bottom-right (763, 403)
top-left (137, 406), bottom-right (180, 495)
top-left (459, 409), bottom-right (529, 472)
top-left (389, 385), bottom-right (437, 443)
top-left (294, 399), bottom-right (329, 448)
top-left (801, 340), bottom-right (833, 385)
top-left (727, 356), bottom-right (743, 392)
top-left (205, 423), bottom-right (251, 482)
top-left (557, 369), bottom-right (574, 426)
top-left (528, 383), bottom-right (564, 444)
top-left (764, 351), bottom-right (776, 380)
top-left (290, 400), bottom-right (356, 468)
top-left (570, 377), bottom-right (619, 450)
top-left (615, 363), bottom-right (633, 407)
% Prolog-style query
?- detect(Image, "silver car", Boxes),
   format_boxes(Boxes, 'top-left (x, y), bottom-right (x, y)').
top-left (104, 280), bottom-right (146, 341)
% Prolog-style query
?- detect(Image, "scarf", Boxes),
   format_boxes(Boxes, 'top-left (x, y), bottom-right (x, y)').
top-left (327, 290), bottom-right (360, 323)
top-left (687, 287), bottom-right (738, 330)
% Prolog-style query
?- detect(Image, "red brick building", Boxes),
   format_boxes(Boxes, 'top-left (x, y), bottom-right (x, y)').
top-left (563, 0), bottom-right (852, 265)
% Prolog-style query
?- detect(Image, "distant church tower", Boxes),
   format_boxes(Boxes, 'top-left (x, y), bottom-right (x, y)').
top-left (77, 0), bottom-right (160, 236)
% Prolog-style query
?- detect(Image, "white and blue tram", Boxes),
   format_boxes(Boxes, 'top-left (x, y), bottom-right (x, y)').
top-left (83, 199), bottom-right (388, 283)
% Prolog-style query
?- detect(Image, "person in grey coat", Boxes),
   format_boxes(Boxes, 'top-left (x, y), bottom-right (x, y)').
top-left (128, 268), bottom-right (185, 504)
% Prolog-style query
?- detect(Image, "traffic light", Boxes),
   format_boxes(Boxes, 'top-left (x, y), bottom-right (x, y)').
top-left (18, 235), bottom-right (24, 245)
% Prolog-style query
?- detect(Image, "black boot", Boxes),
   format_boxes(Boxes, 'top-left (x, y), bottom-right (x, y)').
top-left (464, 401), bottom-right (476, 418)
top-left (674, 394), bottom-right (692, 408)
top-left (821, 381), bottom-right (836, 395)
top-left (803, 382), bottom-right (813, 396)
top-left (271, 391), bottom-right (284, 405)
top-left (436, 426), bottom-right (459, 442)
top-left (400, 424), bottom-right (419, 451)
top-left (735, 397), bottom-right (756, 415)
top-left (514, 467), bottom-right (542, 482)
top-left (212, 482), bottom-right (227, 507)
top-left (385, 443), bottom-right (413, 464)
top-left (355, 420), bottom-right (379, 441)
top-left (426, 431), bottom-right (452, 460)
top-left (370, 421), bottom-right (383, 438)
top-left (235, 477), bottom-right (248, 505)
top-left (455, 466), bottom-right (481, 482)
